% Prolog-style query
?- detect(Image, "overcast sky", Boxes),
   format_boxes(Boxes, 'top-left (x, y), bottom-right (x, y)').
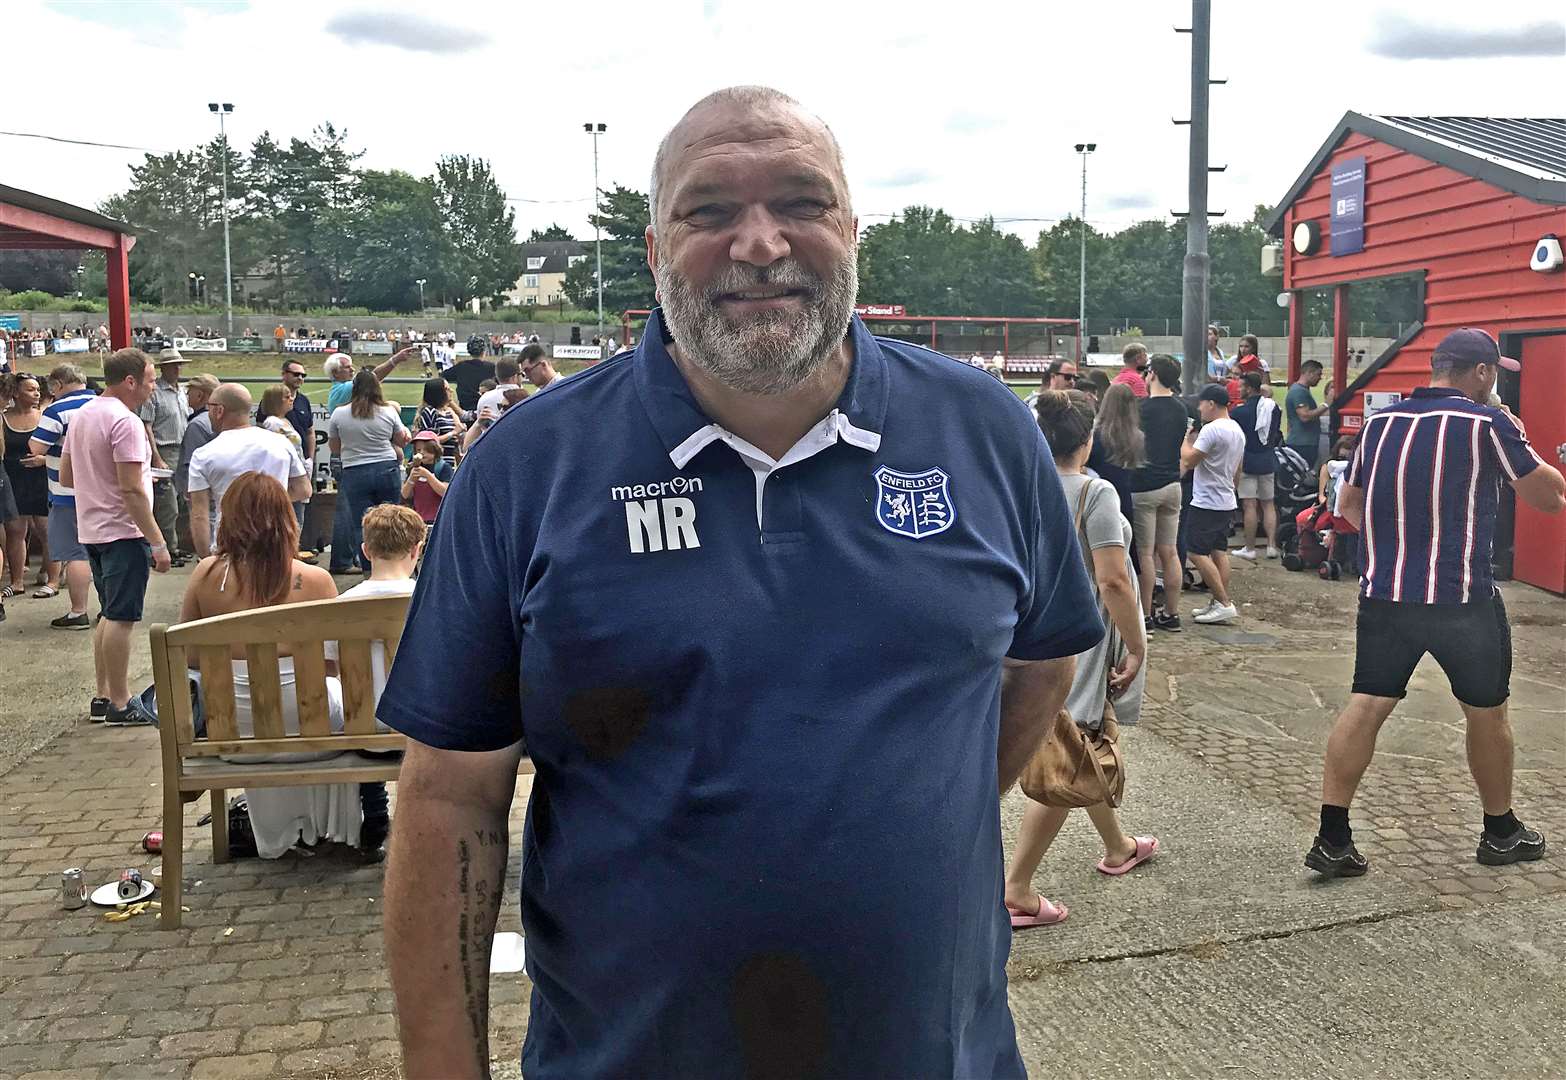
top-left (7, 0), bottom-right (1564, 243)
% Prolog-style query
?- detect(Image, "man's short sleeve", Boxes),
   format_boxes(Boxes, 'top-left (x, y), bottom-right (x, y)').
top-left (32, 412), bottom-right (62, 449)
top-left (1346, 422), bottom-right (1373, 488)
top-left (1192, 422), bottom-right (1220, 458)
top-left (1007, 434), bottom-right (1104, 661)
top-left (1486, 410), bottom-right (1543, 482)
top-left (112, 414), bottom-right (149, 465)
top-left (138, 400), bottom-right (154, 423)
top-left (187, 447), bottom-right (210, 493)
top-left (378, 464), bottom-right (523, 750)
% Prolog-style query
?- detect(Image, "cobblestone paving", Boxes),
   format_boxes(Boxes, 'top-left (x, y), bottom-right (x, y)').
top-left (0, 723), bottom-right (532, 1080)
top-left (1142, 562), bottom-right (1566, 911)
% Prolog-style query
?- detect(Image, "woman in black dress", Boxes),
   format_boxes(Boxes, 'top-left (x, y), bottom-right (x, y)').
top-left (2, 373), bottom-right (56, 598)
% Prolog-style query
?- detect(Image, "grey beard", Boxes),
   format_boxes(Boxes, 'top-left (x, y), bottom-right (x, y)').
top-left (655, 254), bottom-right (858, 396)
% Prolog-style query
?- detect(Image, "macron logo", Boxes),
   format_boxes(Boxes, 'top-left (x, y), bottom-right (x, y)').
top-left (611, 477), bottom-right (703, 554)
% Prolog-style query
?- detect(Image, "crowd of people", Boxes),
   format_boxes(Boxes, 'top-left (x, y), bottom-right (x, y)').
top-left (0, 324), bottom-right (111, 367)
top-left (0, 338), bottom-right (572, 856)
top-left (1028, 337), bottom-right (1334, 628)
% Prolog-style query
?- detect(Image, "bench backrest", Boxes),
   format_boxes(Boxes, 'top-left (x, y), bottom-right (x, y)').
top-left (150, 593), bottom-right (413, 761)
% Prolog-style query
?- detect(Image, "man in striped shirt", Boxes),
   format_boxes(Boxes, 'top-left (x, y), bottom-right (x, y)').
top-left (1307, 329), bottom-right (1565, 878)
top-left (27, 363), bottom-right (98, 636)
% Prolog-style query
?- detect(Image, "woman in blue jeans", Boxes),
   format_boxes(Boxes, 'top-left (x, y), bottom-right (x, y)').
top-left (327, 370), bottom-right (410, 575)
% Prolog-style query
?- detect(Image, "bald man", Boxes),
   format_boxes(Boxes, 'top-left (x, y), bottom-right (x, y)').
top-left (382, 87), bottom-right (1093, 1078)
top-left (185, 383), bottom-right (311, 555)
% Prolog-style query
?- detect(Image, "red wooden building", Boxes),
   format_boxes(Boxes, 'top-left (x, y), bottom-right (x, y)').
top-left (0, 184), bottom-right (136, 350)
top-left (1264, 114), bottom-right (1566, 593)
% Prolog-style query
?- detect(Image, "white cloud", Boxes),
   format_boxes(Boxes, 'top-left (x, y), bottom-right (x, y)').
top-left (4, 0), bottom-right (1563, 260)
top-left (325, 10), bottom-right (486, 54)
top-left (1366, 14), bottom-right (1565, 59)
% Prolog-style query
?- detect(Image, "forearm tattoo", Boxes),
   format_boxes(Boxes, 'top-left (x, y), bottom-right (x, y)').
top-left (456, 833), bottom-right (504, 1067)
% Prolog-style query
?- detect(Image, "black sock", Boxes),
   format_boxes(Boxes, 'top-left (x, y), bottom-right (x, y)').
top-left (1320, 804), bottom-right (1352, 847)
top-left (1483, 810), bottom-right (1520, 838)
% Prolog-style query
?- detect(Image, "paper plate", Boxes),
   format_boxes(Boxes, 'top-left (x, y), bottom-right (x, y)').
top-left (90, 879), bottom-right (156, 907)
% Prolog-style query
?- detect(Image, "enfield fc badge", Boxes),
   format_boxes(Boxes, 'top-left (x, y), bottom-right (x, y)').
top-left (873, 465), bottom-right (955, 540)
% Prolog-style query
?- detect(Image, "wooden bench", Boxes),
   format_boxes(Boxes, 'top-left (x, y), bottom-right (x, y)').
top-left (150, 594), bottom-right (416, 930)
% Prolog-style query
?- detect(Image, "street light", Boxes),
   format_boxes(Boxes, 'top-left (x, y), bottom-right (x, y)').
top-left (583, 122), bottom-right (607, 339)
top-left (415, 278), bottom-right (427, 311)
top-left (1073, 143), bottom-right (1096, 353)
top-left (207, 102), bottom-right (235, 339)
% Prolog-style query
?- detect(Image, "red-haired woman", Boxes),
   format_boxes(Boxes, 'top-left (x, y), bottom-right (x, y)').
top-left (179, 472), bottom-right (359, 858)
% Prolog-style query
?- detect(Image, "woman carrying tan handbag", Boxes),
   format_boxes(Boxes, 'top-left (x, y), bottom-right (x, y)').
top-left (1006, 390), bottom-right (1159, 930)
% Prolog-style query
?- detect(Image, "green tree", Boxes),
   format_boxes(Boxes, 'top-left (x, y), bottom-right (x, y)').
top-left (529, 224), bottom-right (575, 241)
top-left (342, 170), bottom-right (449, 312)
top-left (859, 207), bottom-right (1046, 317)
top-left (563, 185), bottom-right (655, 314)
top-left (433, 155), bottom-right (517, 308)
top-left (0, 250), bottom-right (82, 295)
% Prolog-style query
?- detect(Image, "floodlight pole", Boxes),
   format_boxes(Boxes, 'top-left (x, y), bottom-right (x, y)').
top-left (208, 103), bottom-right (235, 338)
top-left (1074, 143), bottom-right (1095, 356)
top-left (1178, 3), bottom-right (1211, 395)
top-left (585, 123), bottom-right (607, 340)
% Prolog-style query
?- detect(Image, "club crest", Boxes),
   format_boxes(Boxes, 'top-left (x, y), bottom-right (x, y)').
top-left (873, 466), bottom-right (955, 539)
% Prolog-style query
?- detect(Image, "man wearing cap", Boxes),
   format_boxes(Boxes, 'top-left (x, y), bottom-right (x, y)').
top-left (139, 347), bottom-right (191, 565)
top-left (381, 86), bottom-right (1100, 1078)
top-left (1180, 383), bottom-right (1245, 624)
top-left (1307, 328), bottom-right (1565, 879)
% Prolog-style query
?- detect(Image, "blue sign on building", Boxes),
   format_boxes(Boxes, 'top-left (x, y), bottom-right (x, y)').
top-left (0, 315), bottom-right (21, 332)
top-left (1330, 156), bottom-right (1366, 256)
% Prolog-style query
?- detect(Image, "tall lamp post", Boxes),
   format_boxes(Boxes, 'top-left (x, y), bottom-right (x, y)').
top-left (1073, 142), bottom-right (1096, 357)
top-left (207, 103), bottom-right (235, 339)
top-left (415, 278), bottom-right (427, 311)
top-left (583, 122), bottom-right (607, 340)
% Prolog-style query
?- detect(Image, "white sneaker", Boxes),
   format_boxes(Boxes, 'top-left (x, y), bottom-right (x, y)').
top-left (1266, 546), bottom-right (1280, 559)
top-left (1194, 602), bottom-right (1239, 624)
top-left (1191, 599), bottom-right (1219, 618)
top-left (1233, 547), bottom-right (1258, 561)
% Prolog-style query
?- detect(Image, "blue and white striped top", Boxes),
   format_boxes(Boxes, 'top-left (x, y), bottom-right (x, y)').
top-left (1348, 387), bottom-right (1544, 604)
top-left (28, 387), bottom-right (97, 508)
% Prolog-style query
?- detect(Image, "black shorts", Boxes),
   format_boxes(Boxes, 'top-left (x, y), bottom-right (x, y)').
top-left (1185, 506), bottom-right (1233, 556)
top-left (86, 538), bottom-right (152, 623)
top-left (1352, 594), bottom-right (1512, 708)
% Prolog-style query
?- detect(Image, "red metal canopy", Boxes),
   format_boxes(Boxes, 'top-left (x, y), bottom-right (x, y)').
top-left (0, 184), bottom-right (136, 349)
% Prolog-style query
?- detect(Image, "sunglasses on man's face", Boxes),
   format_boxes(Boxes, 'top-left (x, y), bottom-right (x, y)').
top-left (1060, 373), bottom-right (1079, 383)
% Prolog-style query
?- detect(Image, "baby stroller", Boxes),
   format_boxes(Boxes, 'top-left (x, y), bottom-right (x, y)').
top-left (1282, 502), bottom-right (1359, 579)
top-left (1271, 445), bottom-right (1318, 554)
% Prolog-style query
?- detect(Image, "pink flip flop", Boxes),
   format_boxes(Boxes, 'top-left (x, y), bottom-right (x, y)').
top-left (1097, 836), bottom-right (1160, 876)
top-left (1008, 895), bottom-right (1069, 929)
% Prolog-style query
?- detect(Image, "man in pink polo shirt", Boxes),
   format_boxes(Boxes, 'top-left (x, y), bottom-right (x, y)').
top-left (60, 348), bottom-right (171, 727)
top-left (1112, 341), bottom-right (1149, 398)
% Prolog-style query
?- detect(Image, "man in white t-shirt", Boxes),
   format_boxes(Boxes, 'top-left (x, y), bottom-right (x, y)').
top-left (473, 357), bottom-right (523, 420)
top-left (1180, 384), bottom-right (1245, 624)
top-left (186, 384), bottom-right (312, 556)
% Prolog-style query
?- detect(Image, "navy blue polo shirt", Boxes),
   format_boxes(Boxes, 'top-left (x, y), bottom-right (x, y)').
top-left (380, 309), bottom-right (1101, 1078)
top-left (1349, 386), bottom-right (1543, 604)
